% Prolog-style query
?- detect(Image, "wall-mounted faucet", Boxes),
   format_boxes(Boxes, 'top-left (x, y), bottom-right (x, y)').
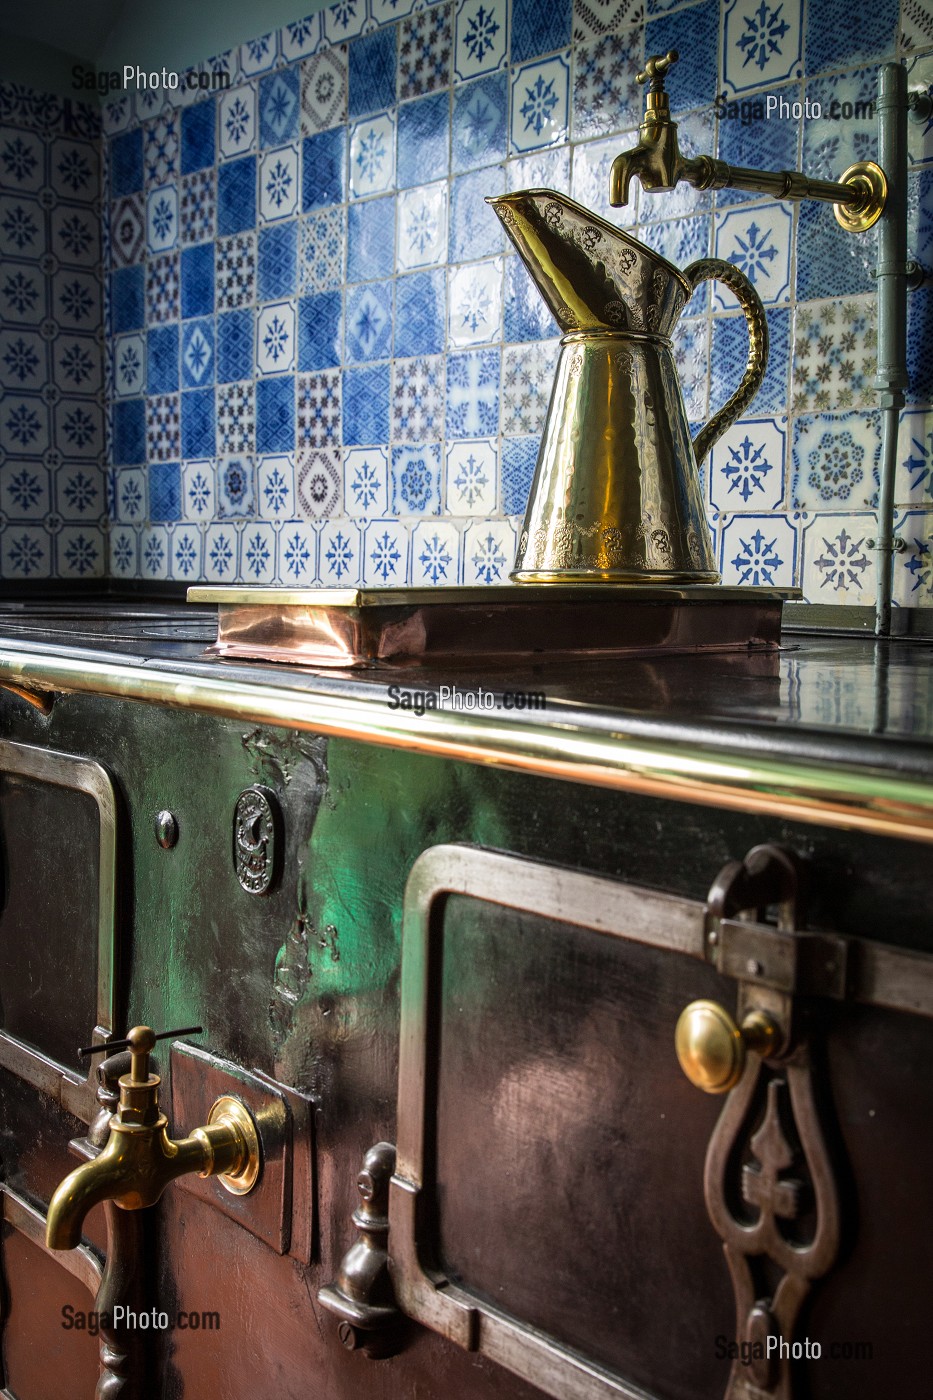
top-left (610, 51), bottom-right (887, 234)
top-left (46, 1025), bottom-right (261, 1251)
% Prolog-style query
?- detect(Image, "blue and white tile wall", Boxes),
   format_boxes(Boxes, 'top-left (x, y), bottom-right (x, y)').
top-left (4, 0), bottom-right (933, 602)
top-left (0, 83), bottom-right (104, 581)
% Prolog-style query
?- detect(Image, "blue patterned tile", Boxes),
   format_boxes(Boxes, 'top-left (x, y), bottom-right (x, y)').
top-left (146, 184), bottom-right (178, 254)
top-left (323, 0), bottom-right (368, 46)
top-left (449, 258), bottom-right (502, 345)
top-left (906, 53), bottom-right (933, 171)
top-left (218, 454), bottom-right (256, 516)
top-left (795, 201), bottom-right (875, 301)
top-left (217, 381), bottom-right (255, 453)
top-left (301, 45), bottom-right (349, 135)
top-left (216, 232), bottom-right (256, 310)
top-left (298, 371), bottom-right (342, 449)
top-left (181, 99), bottom-right (215, 173)
top-left (907, 285), bottom-right (933, 407)
top-left (182, 460), bottom-right (215, 519)
top-left (446, 439), bottom-right (497, 513)
top-left (349, 112), bottom-right (396, 197)
top-left (504, 256), bottom-right (559, 342)
top-left (109, 525), bottom-right (138, 578)
top-left (344, 362), bottom-right (391, 445)
top-left (709, 417), bottom-right (786, 513)
top-left (398, 91), bottom-right (450, 188)
top-left (511, 0), bottom-right (571, 63)
top-left (711, 305), bottom-right (790, 415)
top-left (346, 281), bottom-right (393, 362)
top-left (298, 291), bottom-right (343, 370)
top-left (2, 462), bottom-right (50, 520)
top-left (349, 27), bottom-right (398, 119)
top-left (171, 523), bottom-right (202, 581)
top-left (800, 512), bottom-right (877, 606)
top-left (463, 518), bottom-right (515, 583)
top-left (181, 317), bottom-right (215, 388)
top-left (260, 69), bottom-right (300, 148)
top-left (146, 325), bottom-right (179, 394)
top-left (790, 297), bottom-right (876, 413)
top-left (58, 526), bottom-right (105, 579)
top-left (805, 0), bottom-right (896, 74)
top-left (111, 129), bottom-right (143, 195)
top-left (348, 195), bottom-right (396, 281)
top-left (501, 340), bottom-right (558, 435)
top-left (219, 85), bottom-right (257, 160)
top-left (299, 207), bottom-right (346, 293)
top-left (240, 521), bottom-right (276, 580)
top-left (149, 461), bottom-right (181, 521)
top-left (217, 155), bottom-right (256, 235)
top-left (180, 169), bottom-right (215, 244)
top-left (242, 32), bottom-right (278, 78)
top-left (278, 516), bottom-right (318, 582)
top-left (791, 411), bottom-right (881, 510)
top-left (302, 129), bottom-right (345, 211)
top-left (399, 3), bottom-right (453, 100)
top-left (146, 393), bottom-right (180, 462)
top-left (115, 468), bottom-right (145, 523)
top-left (397, 183), bottom-right (448, 269)
top-left (571, 30), bottom-right (641, 142)
top-left (180, 243), bottom-right (214, 318)
top-left (446, 347), bottom-right (499, 438)
top-left (144, 254), bottom-right (179, 326)
top-left (257, 454), bottom-right (295, 519)
top-left (257, 301), bottom-right (296, 374)
top-left (802, 68), bottom-right (877, 178)
top-left (260, 144), bottom-right (300, 222)
top-left (256, 375), bottom-right (295, 453)
top-left (716, 85), bottom-right (800, 207)
top-left (721, 0), bottom-right (803, 97)
top-left (113, 398), bottom-right (145, 464)
top-left (217, 309), bottom-right (254, 384)
top-left (391, 442), bottom-right (442, 514)
top-left (204, 522), bottom-right (238, 581)
top-left (450, 166), bottom-right (505, 261)
top-left (142, 116), bottom-right (179, 188)
top-left (718, 513), bottom-right (798, 586)
top-left (713, 203), bottom-right (792, 307)
top-left (453, 72), bottom-right (508, 171)
top-left (645, 0), bottom-right (718, 112)
top-left (455, 0), bottom-right (508, 82)
top-left (181, 388), bottom-right (215, 458)
top-left (344, 446), bottom-right (389, 516)
top-left (297, 446), bottom-right (341, 518)
top-left (412, 520), bottom-right (460, 584)
top-left (55, 272), bottom-right (100, 330)
top-left (510, 55), bottom-right (570, 153)
top-left (282, 15), bottom-right (322, 62)
top-left (139, 524), bottom-right (171, 581)
top-left (258, 221), bottom-right (297, 300)
top-left (501, 434), bottom-right (537, 518)
top-left (57, 464), bottom-right (103, 519)
top-left (395, 269), bottom-right (446, 358)
top-left (1, 522), bottom-right (53, 579)
top-left (363, 518), bottom-right (409, 584)
top-left (111, 267), bottom-right (144, 333)
top-left (393, 355), bottom-right (445, 441)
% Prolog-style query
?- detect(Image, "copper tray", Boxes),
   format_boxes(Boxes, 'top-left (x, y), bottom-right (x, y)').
top-left (187, 585), bottom-right (796, 668)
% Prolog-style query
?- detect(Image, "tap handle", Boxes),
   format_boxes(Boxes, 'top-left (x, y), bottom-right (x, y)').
top-left (637, 50), bottom-right (679, 90)
top-left (79, 1024), bottom-right (203, 1083)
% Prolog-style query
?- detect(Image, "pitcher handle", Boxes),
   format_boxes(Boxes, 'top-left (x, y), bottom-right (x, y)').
top-left (681, 258), bottom-right (769, 466)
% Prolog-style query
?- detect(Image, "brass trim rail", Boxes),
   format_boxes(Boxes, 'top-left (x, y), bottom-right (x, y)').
top-left (1, 646), bottom-right (933, 843)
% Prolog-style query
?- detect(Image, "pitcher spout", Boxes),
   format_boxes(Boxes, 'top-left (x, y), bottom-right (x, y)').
top-left (486, 189), bottom-right (691, 337)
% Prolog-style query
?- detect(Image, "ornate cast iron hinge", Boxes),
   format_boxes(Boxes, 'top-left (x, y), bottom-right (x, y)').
top-left (676, 845), bottom-right (842, 1400)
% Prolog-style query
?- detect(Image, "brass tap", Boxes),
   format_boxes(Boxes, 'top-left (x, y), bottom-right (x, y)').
top-left (610, 51), bottom-right (692, 206)
top-left (46, 1026), bottom-right (260, 1251)
top-left (610, 50), bottom-right (887, 230)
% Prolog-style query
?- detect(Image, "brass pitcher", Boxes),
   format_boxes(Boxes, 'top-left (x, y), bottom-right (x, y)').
top-left (488, 190), bottom-right (769, 583)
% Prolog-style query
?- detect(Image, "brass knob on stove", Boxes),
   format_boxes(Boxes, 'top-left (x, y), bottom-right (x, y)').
top-left (675, 1000), bottom-right (779, 1094)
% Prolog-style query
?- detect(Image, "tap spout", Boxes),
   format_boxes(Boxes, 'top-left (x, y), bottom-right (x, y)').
top-left (47, 1117), bottom-right (228, 1250)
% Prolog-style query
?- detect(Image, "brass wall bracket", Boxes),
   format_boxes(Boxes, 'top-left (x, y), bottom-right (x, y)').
top-left (835, 161), bottom-right (888, 232)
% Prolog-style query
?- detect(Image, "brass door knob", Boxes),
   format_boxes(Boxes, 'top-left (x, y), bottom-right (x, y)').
top-left (675, 1000), bottom-right (779, 1094)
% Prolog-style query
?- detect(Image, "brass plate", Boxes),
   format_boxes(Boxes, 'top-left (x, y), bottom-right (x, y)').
top-left (188, 584), bottom-right (797, 667)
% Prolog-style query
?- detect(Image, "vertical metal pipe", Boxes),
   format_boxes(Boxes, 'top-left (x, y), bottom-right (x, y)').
top-left (874, 63), bottom-right (909, 637)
